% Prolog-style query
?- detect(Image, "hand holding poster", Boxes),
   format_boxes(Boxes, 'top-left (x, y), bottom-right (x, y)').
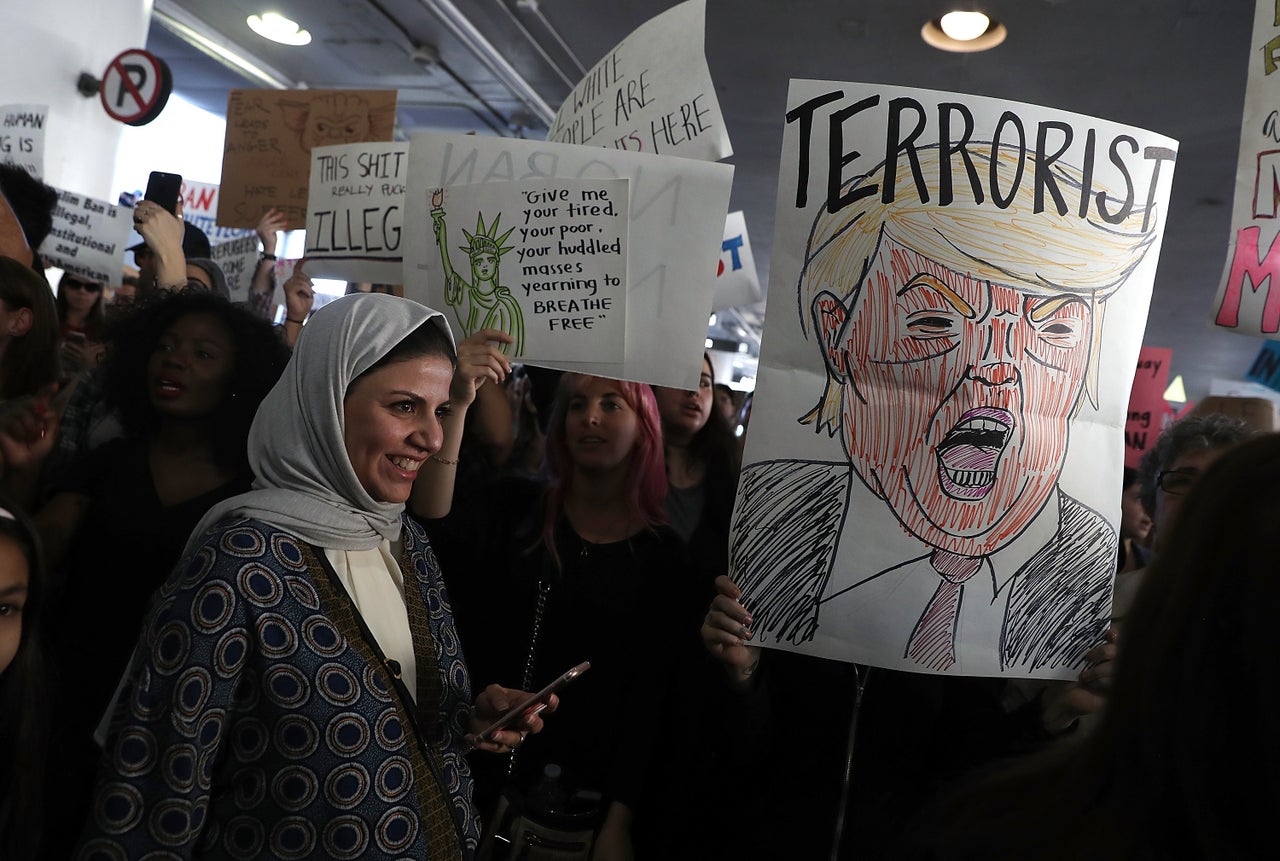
top-left (304, 141), bottom-right (408, 283)
top-left (1, 104), bottom-right (46, 178)
top-left (731, 80), bottom-right (1177, 679)
top-left (423, 179), bottom-right (628, 364)
top-left (39, 188), bottom-right (131, 285)
top-left (218, 89), bottom-right (397, 230)
top-left (402, 131), bottom-right (734, 389)
top-left (548, 0), bottom-right (731, 162)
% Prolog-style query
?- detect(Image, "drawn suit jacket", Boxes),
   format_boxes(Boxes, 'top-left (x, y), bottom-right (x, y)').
top-left (730, 459), bottom-right (1114, 672)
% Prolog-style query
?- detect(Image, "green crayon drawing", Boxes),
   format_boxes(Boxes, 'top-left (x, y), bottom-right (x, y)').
top-left (430, 188), bottom-right (524, 356)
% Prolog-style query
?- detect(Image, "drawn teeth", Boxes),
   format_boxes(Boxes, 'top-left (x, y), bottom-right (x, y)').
top-left (945, 467), bottom-right (995, 487)
top-left (958, 417), bottom-right (1008, 433)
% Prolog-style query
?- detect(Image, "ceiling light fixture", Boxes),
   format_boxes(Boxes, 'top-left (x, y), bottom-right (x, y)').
top-left (247, 12), bottom-right (312, 46)
top-left (922, 10), bottom-right (1007, 53)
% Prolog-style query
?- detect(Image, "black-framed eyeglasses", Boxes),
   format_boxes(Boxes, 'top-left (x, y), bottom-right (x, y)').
top-left (1156, 467), bottom-right (1199, 496)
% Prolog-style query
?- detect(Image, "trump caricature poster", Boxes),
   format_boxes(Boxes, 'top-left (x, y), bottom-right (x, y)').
top-left (731, 80), bottom-right (1177, 679)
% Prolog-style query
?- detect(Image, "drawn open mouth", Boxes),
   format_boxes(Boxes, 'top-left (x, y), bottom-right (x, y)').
top-left (936, 407), bottom-right (1014, 500)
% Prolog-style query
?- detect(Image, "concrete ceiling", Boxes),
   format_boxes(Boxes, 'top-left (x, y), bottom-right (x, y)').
top-left (148, 0), bottom-right (1263, 401)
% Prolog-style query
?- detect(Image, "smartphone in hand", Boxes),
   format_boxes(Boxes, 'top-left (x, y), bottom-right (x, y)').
top-left (476, 661), bottom-right (590, 743)
top-left (144, 171), bottom-right (183, 215)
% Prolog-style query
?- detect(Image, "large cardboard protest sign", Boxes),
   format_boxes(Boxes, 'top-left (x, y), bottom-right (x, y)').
top-left (40, 188), bottom-right (131, 285)
top-left (217, 89), bottom-right (397, 230)
top-left (403, 132), bottom-right (734, 389)
top-left (548, 0), bottom-right (730, 162)
top-left (1213, 1), bottom-right (1280, 337)
top-left (731, 80), bottom-right (1177, 679)
top-left (304, 142), bottom-right (408, 283)
top-left (1, 104), bottom-right (46, 178)
top-left (712, 211), bottom-right (762, 310)
top-left (422, 178), bottom-right (629, 364)
top-left (1124, 347), bottom-right (1174, 467)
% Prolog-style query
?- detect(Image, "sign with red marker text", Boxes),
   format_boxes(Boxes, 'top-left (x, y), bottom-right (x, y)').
top-left (304, 141), bottom-right (408, 283)
top-left (1213, 0), bottom-right (1280, 337)
top-left (402, 131), bottom-right (734, 389)
top-left (218, 89), bottom-right (396, 230)
top-left (713, 210), bottom-right (761, 310)
top-left (547, 0), bottom-right (730, 162)
top-left (1, 104), bottom-right (46, 178)
top-left (39, 188), bottom-right (131, 285)
top-left (1124, 347), bottom-right (1173, 467)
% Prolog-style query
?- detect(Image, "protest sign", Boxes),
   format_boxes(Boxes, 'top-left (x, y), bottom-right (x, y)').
top-left (211, 233), bottom-right (265, 303)
top-left (1245, 338), bottom-right (1280, 392)
top-left (39, 188), bottom-right (131, 285)
top-left (730, 80), bottom-right (1177, 679)
top-left (217, 89), bottom-right (396, 230)
top-left (304, 141), bottom-right (408, 283)
top-left (1213, 1), bottom-right (1280, 337)
top-left (1125, 346), bottom-right (1174, 467)
top-left (181, 179), bottom-right (256, 245)
top-left (422, 178), bottom-right (628, 364)
top-left (548, 0), bottom-right (730, 162)
top-left (403, 131), bottom-right (734, 389)
top-left (712, 210), bottom-right (761, 310)
top-left (0, 104), bottom-right (46, 178)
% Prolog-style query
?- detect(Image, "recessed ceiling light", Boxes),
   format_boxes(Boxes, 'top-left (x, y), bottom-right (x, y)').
top-left (247, 12), bottom-right (312, 46)
top-left (922, 10), bottom-right (1007, 53)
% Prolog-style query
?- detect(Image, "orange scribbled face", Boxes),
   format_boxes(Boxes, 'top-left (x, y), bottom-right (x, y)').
top-left (817, 236), bottom-right (1093, 556)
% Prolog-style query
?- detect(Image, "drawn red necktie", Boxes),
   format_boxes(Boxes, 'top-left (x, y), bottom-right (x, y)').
top-left (904, 552), bottom-right (983, 671)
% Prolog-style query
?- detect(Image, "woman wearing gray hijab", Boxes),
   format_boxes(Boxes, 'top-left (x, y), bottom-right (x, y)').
top-left (77, 293), bottom-right (543, 861)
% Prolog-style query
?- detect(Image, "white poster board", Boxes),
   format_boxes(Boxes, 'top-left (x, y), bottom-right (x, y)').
top-left (548, 0), bottom-right (731, 162)
top-left (423, 178), bottom-right (628, 364)
top-left (180, 180), bottom-right (256, 245)
top-left (712, 210), bottom-right (762, 310)
top-left (403, 131), bottom-right (734, 389)
top-left (1212, 1), bottom-right (1280, 338)
top-left (39, 188), bottom-right (131, 285)
top-left (731, 80), bottom-right (1177, 679)
top-left (0, 103), bottom-right (46, 178)
top-left (304, 141), bottom-right (408, 283)
top-left (210, 233), bottom-right (264, 303)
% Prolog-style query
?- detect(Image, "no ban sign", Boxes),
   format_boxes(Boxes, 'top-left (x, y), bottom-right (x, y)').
top-left (99, 49), bottom-right (173, 126)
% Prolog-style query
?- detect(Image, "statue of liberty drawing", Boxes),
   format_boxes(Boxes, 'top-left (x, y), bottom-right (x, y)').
top-left (430, 188), bottom-right (525, 356)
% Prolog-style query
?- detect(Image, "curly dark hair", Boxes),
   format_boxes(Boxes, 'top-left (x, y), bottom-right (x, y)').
top-left (1136, 413), bottom-right (1255, 515)
top-left (101, 290), bottom-right (290, 474)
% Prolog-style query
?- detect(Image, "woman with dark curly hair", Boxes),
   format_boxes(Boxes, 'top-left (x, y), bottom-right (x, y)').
top-left (0, 289), bottom-right (290, 857)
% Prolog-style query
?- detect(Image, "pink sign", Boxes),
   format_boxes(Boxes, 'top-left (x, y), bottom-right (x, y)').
top-left (1124, 346), bottom-right (1174, 467)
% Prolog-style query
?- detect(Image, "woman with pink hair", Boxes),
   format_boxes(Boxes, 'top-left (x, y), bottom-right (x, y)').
top-left (427, 373), bottom-right (699, 859)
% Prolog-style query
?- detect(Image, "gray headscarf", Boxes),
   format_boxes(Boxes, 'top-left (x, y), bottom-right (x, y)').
top-left (183, 292), bottom-right (454, 557)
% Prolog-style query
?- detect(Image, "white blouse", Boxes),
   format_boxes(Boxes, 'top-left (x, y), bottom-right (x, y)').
top-left (323, 540), bottom-right (417, 702)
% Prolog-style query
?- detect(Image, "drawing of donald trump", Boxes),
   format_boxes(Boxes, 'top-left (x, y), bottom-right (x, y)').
top-left (731, 142), bottom-right (1162, 675)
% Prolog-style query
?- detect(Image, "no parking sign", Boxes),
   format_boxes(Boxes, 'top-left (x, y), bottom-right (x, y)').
top-left (99, 48), bottom-right (172, 126)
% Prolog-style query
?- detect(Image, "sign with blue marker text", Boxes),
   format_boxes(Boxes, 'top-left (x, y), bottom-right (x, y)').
top-left (713, 210), bottom-right (762, 310)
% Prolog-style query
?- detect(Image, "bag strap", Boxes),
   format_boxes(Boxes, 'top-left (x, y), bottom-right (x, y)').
top-left (508, 572), bottom-right (551, 777)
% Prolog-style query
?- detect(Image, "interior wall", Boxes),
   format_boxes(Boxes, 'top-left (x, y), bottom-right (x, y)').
top-left (0, 0), bottom-right (153, 199)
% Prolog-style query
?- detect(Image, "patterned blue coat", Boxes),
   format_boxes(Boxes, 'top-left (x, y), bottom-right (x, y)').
top-left (77, 514), bottom-right (481, 860)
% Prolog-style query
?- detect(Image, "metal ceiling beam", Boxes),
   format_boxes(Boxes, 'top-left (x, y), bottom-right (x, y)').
top-left (151, 0), bottom-right (300, 91)
top-left (415, 0), bottom-right (557, 127)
